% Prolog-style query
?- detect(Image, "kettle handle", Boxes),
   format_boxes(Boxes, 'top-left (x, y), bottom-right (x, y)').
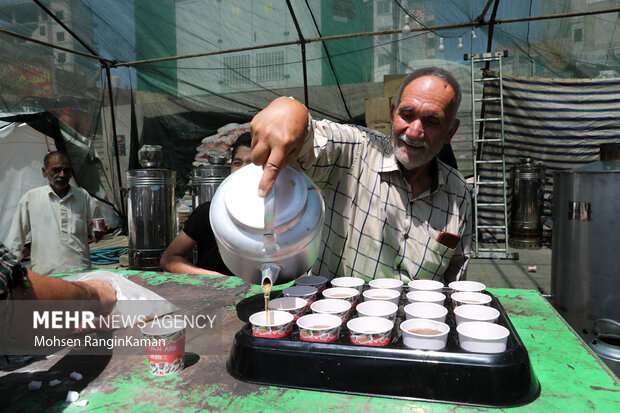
top-left (261, 187), bottom-right (280, 256)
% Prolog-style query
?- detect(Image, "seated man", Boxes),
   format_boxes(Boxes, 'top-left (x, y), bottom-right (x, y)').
top-left (250, 67), bottom-right (472, 284)
top-left (160, 133), bottom-right (252, 275)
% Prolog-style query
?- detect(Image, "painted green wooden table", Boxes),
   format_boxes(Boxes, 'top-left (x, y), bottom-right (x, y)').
top-left (1, 269), bottom-right (618, 412)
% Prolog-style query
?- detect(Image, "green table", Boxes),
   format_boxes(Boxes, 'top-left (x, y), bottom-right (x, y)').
top-left (1, 270), bottom-right (618, 412)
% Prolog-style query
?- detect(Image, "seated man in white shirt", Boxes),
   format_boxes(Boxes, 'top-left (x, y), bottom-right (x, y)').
top-left (6, 151), bottom-right (104, 275)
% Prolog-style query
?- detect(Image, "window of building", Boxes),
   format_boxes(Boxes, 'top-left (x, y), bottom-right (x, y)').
top-left (223, 55), bottom-right (251, 85)
top-left (58, 53), bottom-right (66, 63)
top-left (56, 32), bottom-right (65, 42)
top-left (55, 10), bottom-right (64, 20)
top-left (378, 53), bottom-right (391, 67)
top-left (256, 51), bottom-right (284, 82)
top-left (39, 26), bottom-right (45, 36)
top-left (376, 0), bottom-right (390, 15)
top-left (573, 27), bottom-right (583, 43)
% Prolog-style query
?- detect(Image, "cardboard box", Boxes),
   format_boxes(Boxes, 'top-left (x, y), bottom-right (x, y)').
top-left (367, 122), bottom-right (391, 136)
top-left (383, 74), bottom-right (406, 98)
top-left (364, 97), bottom-right (392, 125)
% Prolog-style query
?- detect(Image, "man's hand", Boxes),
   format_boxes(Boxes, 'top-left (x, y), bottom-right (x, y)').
top-left (80, 279), bottom-right (117, 316)
top-left (250, 97), bottom-right (309, 197)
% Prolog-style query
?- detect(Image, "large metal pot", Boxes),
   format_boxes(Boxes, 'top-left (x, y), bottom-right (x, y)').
top-left (210, 164), bottom-right (325, 286)
top-left (126, 169), bottom-right (177, 270)
top-left (551, 159), bottom-right (620, 334)
top-left (191, 165), bottom-right (230, 209)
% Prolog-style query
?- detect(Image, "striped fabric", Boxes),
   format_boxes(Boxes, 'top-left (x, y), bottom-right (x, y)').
top-left (477, 72), bottom-right (620, 241)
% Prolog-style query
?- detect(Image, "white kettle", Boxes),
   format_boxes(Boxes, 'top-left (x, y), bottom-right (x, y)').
top-left (209, 164), bottom-right (325, 286)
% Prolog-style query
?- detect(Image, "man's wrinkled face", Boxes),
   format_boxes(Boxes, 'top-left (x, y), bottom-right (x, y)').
top-left (390, 75), bottom-right (460, 171)
top-left (43, 154), bottom-right (72, 192)
top-left (231, 146), bottom-right (252, 173)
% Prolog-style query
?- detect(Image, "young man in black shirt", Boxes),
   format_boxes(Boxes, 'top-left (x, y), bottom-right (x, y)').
top-left (160, 133), bottom-right (252, 275)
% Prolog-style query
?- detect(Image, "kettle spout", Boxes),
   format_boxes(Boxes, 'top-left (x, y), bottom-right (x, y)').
top-left (259, 263), bottom-right (281, 287)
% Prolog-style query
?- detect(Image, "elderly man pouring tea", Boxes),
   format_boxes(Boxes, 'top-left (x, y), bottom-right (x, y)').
top-left (249, 67), bottom-right (471, 284)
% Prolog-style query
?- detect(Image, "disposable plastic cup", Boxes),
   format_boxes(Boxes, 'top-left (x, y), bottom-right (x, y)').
top-left (369, 278), bottom-right (403, 291)
top-left (451, 291), bottom-right (492, 308)
top-left (454, 304), bottom-right (500, 325)
top-left (355, 300), bottom-right (398, 322)
top-left (400, 319), bottom-right (450, 350)
top-left (404, 302), bottom-right (448, 323)
top-left (283, 285), bottom-right (318, 307)
top-left (449, 280), bottom-right (486, 294)
top-left (457, 321), bottom-right (510, 353)
top-left (322, 287), bottom-right (360, 307)
top-left (296, 313), bottom-right (342, 342)
top-left (141, 319), bottom-right (186, 376)
top-left (407, 279), bottom-right (444, 292)
top-left (362, 288), bottom-right (400, 305)
top-left (269, 297), bottom-right (308, 321)
top-left (347, 316), bottom-right (393, 346)
top-left (406, 290), bottom-right (446, 305)
top-left (310, 298), bottom-right (352, 322)
top-left (330, 277), bottom-right (365, 293)
top-left (249, 310), bottom-right (294, 339)
top-left (295, 275), bottom-right (329, 293)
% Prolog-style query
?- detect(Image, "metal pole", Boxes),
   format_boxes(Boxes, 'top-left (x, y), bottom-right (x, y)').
top-left (104, 65), bottom-right (126, 222)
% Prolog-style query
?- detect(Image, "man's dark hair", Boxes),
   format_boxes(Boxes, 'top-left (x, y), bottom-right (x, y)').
top-left (43, 151), bottom-right (71, 168)
top-left (232, 132), bottom-right (252, 158)
top-left (394, 67), bottom-right (462, 122)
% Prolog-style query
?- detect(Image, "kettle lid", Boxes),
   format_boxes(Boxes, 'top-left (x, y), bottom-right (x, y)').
top-left (224, 164), bottom-right (308, 230)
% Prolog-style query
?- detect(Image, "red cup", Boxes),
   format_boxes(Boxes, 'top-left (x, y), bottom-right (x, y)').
top-left (93, 218), bottom-right (106, 232)
top-left (141, 320), bottom-right (186, 376)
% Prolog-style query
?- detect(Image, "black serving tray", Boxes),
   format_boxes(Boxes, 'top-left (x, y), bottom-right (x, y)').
top-left (227, 288), bottom-right (540, 407)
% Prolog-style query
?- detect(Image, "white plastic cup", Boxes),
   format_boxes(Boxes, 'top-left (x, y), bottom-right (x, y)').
top-left (347, 316), bottom-right (393, 346)
top-left (449, 280), bottom-right (486, 294)
top-left (330, 277), bottom-right (365, 293)
top-left (310, 298), bottom-right (352, 322)
top-left (369, 278), bottom-right (404, 291)
top-left (454, 304), bottom-right (500, 325)
top-left (269, 297), bottom-right (308, 321)
top-left (404, 302), bottom-right (448, 323)
top-left (451, 291), bottom-right (492, 308)
top-left (406, 290), bottom-right (446, 305)
top-left (355, 300), bottom-right (398, 321)
top-left (296, 313), bottom-right (342, 342)
top-left (457, 321), bottom-right (510, 353)
top-left (362, 288), bottom-right (400, 305)
top-left (400, 319), bottom-right (450, 350)
top-left (407, 279), bottom-right (444, 292)
top-left (249, 310), bottom-right (294, 338)
top-left (321, 287), bottom-right (360, 307)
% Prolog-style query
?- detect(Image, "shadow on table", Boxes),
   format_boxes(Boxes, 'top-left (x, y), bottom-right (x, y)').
top-left (0, 349), bottom-right (112, 408)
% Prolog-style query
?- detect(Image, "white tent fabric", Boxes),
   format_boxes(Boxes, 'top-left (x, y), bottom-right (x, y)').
top-left (0, 120), bottom-right (57, 243)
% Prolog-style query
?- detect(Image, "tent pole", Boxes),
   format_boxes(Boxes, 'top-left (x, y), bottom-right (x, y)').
top-left (104, 65), bottom-right (126, 223)
top-left (285, 0), bottom-right (308, 105)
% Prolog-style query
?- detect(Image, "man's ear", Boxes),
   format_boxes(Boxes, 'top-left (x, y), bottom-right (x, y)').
top-left (41, 167), bottom-right (47, 178)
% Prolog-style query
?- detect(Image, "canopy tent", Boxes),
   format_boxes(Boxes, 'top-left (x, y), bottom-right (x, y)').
top-left (1, 0), bottom-right (619, 231)
top-left (0, 112), bottom-right (120, 242)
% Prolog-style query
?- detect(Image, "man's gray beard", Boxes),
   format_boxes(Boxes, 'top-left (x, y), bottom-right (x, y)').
top-left (392, 131), bottom-right (430, 170)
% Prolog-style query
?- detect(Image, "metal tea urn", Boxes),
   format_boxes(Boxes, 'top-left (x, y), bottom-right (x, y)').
top-left (126, 147), bottom-right (177, 270)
